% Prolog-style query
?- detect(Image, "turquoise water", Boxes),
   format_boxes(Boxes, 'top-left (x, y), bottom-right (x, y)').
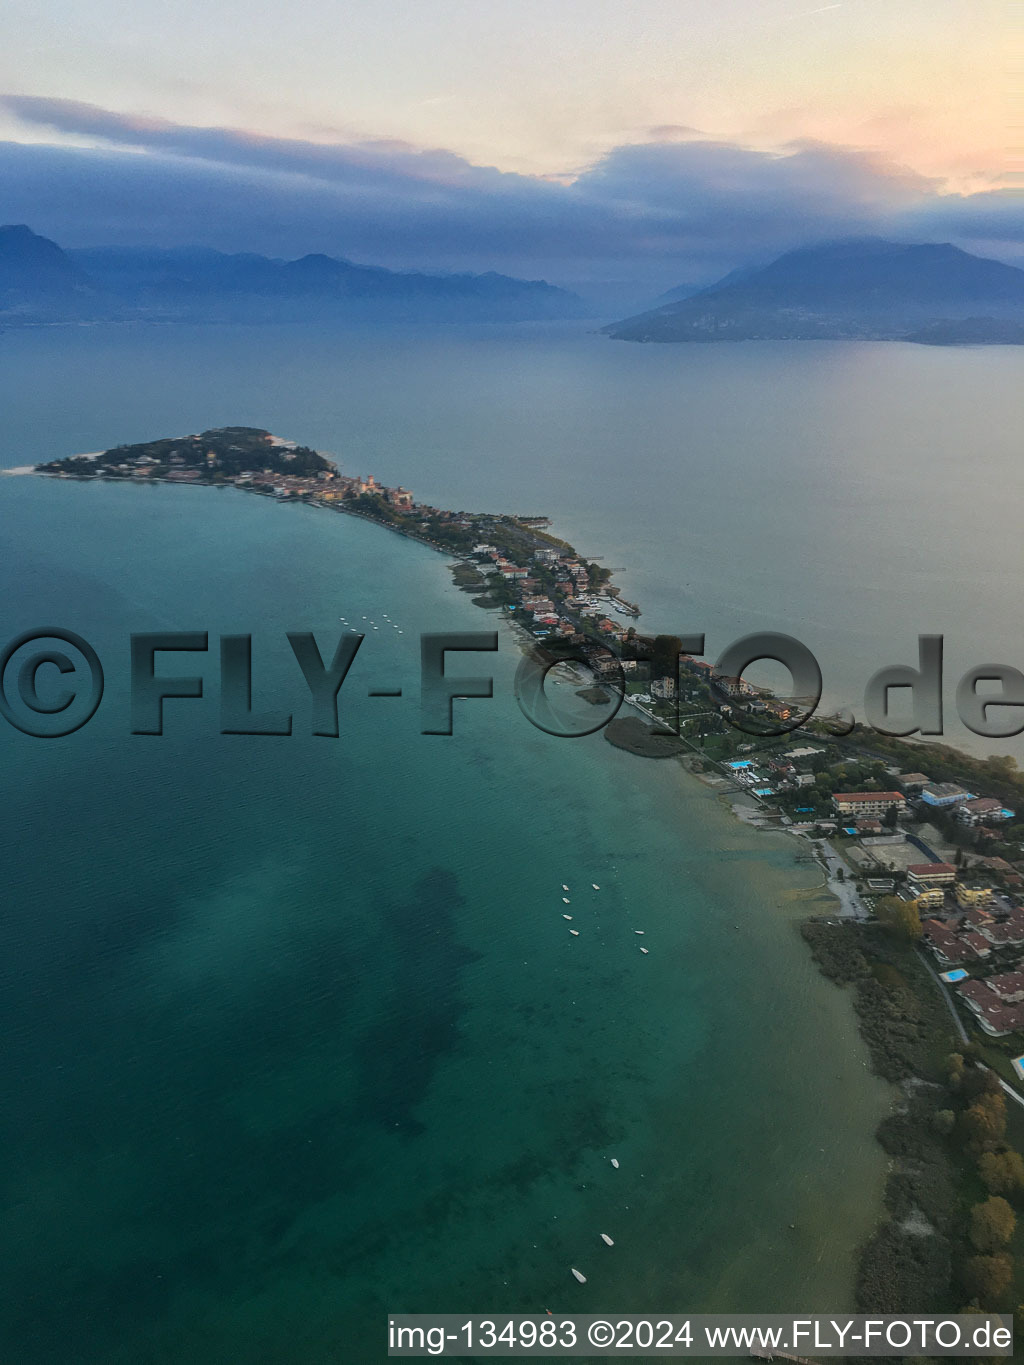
top-left (9, 319), bottom-right (1019, 1358)
top-left (1, 467), bottom-right (889, 1362)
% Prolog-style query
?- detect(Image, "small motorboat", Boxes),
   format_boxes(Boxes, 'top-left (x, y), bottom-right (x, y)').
top-left (634, 930), bottom-right (645, 935)
top-left (562, 914), bottom-right (573, 920)
top-left (562, 897), bottom-right (571, 904)
top-left (569, 929), bottom-right (580, 937)
top-left (600, 1234), bottom-right (614, 1247)
top-left (610, 1158), bottom-right (620, 1169)
top-left (592, 884), bottom-right (600, 890)
top-left (571, 1268), bottom-right (587, 1284)
top-left (640, 947), bottom-right (649, 955)
top-left (562, 884), bottom-right (569, 891)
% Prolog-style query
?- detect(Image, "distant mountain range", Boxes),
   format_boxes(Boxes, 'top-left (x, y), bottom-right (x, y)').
top-left (0, 225), bottom-right (586, 324)
top-left (606, 239), bottom-right (1024, 344)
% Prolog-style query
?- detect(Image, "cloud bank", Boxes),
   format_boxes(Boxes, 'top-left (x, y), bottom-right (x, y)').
top-left (1, 95), bottom-right (1021, 288)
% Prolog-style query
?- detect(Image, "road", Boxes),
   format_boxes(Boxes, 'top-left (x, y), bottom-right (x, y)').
top-left (915, 948), bottom-right (969, 1044)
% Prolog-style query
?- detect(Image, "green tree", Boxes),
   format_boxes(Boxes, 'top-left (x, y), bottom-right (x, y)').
top-left (933, 1109), bottom-right (956, 1136)
top-left (969, 1197), bottom-right (1016, 1252)
top-left (978, 1149), bottom-right (1024, 1198)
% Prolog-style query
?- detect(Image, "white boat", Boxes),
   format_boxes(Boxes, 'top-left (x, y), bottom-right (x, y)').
top-left (610, 1158), bottom-right (619, 1169)
top-left (600, 1234), bottom-right (614, 1247)
top-left (571, 1268), bottom-right (587, 1284)
top-left (562, 884), bottom-right (569, 891)
top-left (562, 914), bottom-right (573, 920)
top-left (569, 929), bottom-right (580, 936)
top-left (634, 930), bottom-right (645, 935)
top-left (562, 897), bottom-right (571, 904)
top-left (592, 884), bottom-right (600, 890)
top-left (640, 947), bottom-right (649, 954)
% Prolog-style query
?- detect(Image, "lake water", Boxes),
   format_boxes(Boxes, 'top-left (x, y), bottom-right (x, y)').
top-left (2, 319), bottom-right (1018, 1361)
top-left (4, 319), bottom-right (1022, 748)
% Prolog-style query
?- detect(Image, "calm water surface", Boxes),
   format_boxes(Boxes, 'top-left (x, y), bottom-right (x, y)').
top-left (3, 320), bottom-right (1015, 1361)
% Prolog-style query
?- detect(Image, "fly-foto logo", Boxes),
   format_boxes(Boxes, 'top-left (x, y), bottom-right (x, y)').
top-left (1, 627), bottom-right (1023, 742)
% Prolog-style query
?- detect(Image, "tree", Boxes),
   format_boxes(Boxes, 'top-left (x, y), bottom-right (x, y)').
top-left (933, 1109), bottom-right (956, 1136)
top-left (651, 635), bottom-right (684, 680)
top-left (970, 1197), bottom-right (1016, 1252)
top-left (978, 1149), bottom-right (1024, 1198)
top-left (962, 1254), bottom-right (1013, 1305)
top-left (961, 1066), bottom-right (1002, 1102)
top-left (875, 895), bottom-right (922, 941)
top-left (947, 1052), bottom-right (966, 1089)
top-left (883, 803), bottom-right (899, 829)
top-left (962, 1092), bottom-right (1008, 1155)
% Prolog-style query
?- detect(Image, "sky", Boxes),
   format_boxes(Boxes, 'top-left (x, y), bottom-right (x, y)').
top-left (0, 0), bottom-right (1021, 287)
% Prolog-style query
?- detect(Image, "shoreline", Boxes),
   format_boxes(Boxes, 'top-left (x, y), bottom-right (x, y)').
top-left (23, 440), bottom-right (996, 1314)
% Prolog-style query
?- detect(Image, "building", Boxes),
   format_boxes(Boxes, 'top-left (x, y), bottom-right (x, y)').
top-left (963, 931), bottom-right (993, 959)
top-left (913, 887), bottom-right (946, 910)
top-left (855, 818), bottom-right (884, 836)
top-left (979, 914), bottom-right (1024, 948)
top-left (985, 971), bottom-right (1024, 1004)
top-left (832, 792), bottom-right (906, 817)
top-left (898, 772), bottom-right (931, 792)
top-left (957, 797), bottom-right (1015, 826)
top-left (923, 920), bottom-right (974, 965)
top-left (919, 782), bottom-right (973, 808)
top-left (957, 980), bottom-right (1024, 1037)
top-left (650, 677), bottom-right (676, 700)
top-left (907, 862), bottom-right (957, 888)
top-left (717, 675), bottom-right (760, 698)
top-left (953, 881), bottom-right (995, 909)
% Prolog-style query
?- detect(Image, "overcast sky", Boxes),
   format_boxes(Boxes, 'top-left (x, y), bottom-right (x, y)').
top-left (0, 0), bottom-right (1020, 286)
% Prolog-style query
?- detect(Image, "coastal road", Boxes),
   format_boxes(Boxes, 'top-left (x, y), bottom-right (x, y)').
top-left (915, 949), bottom-right (969, 1044)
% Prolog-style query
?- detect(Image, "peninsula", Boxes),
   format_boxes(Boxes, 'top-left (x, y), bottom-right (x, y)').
top-left (34, 423), bottom-right (1024, 1316)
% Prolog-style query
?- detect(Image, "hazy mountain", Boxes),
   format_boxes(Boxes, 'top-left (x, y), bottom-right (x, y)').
top-left (0, 227), bottom-right (587, 323)
top-left (647, 281), bottom-right (703, 308)
top-left (0, 224), bottom-right (95, 316)
top-left (605, 239), bottom-right (1024, 343)
top-left (69, 243), bottom-right (587, 321)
